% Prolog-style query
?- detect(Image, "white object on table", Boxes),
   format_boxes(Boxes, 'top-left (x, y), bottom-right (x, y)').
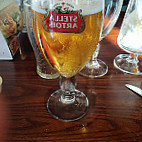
top-left (0, 31), bottom-right (13, 60)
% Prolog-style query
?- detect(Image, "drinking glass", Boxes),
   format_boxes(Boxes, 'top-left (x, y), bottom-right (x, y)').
top-left (31, 0), bottom-right (104, 121)
top-left (114, 0), bottom-right (142, 75)
top-left (79, 0), bottom-right (123, 78)
top-left (24, 0), bottom-right (59, 79)
top-left (15, 0), bottom-right (27, 33)
top-left (15, 0), bottom-right (27, 60)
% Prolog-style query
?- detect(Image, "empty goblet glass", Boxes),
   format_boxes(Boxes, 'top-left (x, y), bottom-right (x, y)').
top-left (79, 0), bottom-right (123, 78)
top-left (114, 0), bottom-right (142, 75)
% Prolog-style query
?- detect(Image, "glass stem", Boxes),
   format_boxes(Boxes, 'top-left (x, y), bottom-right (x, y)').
top-left (86, 43), bottom-right (100, 68)
top-left (59, 75), bottom-right (77, 104)
top-left (127, 54), bottom-right (139, 73)
top-left (92, 43), bottom-right (100, 60)
top-left (133, 55), bottom-right (139, 73)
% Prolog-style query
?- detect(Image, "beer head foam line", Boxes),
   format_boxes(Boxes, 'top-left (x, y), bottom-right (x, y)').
top-left (32, 0), bottom-right (104, 15)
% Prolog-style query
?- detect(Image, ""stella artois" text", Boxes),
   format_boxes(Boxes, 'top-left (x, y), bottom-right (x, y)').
top-left (49, 14), bottom-right (78, 29)
top-left (43, 10), bottom-right (85, 33)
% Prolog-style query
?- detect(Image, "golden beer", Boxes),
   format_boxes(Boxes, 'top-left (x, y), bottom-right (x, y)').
top-left (31, 8), bottom-right (103, 75)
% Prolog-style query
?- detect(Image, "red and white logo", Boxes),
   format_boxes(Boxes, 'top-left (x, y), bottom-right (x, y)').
top-left (43, 2), bottom-right (85, 33)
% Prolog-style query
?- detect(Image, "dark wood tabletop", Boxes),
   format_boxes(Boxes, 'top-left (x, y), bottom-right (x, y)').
top-left (0, 13), bottom-right (142, 142)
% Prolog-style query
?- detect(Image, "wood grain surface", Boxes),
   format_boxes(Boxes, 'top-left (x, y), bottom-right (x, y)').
top-left (0, 13), bottom-right (142, 142)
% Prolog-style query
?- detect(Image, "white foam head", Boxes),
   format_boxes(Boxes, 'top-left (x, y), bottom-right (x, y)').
top-left (32, 0), bottom-right (104, 15)
top-left (76, 0), bottom-right (104, 15)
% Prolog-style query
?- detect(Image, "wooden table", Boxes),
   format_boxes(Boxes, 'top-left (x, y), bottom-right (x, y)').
top-left (0, 13), bottom-right (142, 141)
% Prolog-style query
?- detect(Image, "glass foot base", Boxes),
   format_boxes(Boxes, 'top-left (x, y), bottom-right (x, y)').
top-left (79, 59), bottom-right (108, 78)
top-left (47, 89), bottom-right (89, 122)
top-left (114, 54), bottom-right (142, 75)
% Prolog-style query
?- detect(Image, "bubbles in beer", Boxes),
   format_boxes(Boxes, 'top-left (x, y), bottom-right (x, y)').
top-left (31, 0), bottom-right (104, 75)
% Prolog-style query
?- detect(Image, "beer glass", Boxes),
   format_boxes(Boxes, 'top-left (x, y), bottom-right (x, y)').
top-left (79, 0), bottom-right (123, 78)
top-left (114, 0), bottom-right (142, 75)
top-left (31, 0), bottom-right (104, 121)
top-left (24, 0), bottom-right (59, 79)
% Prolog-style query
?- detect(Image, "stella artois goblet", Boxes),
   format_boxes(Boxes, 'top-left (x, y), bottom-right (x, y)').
top-left (31, 0), bottom-right (104, 121)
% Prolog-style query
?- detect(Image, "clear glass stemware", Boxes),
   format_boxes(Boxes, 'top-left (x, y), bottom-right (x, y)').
top-left (114, 0), bottom-right (142, 75)
top-left (79, 0), bottom-right (124, 78)
top-left (31, 0), bottom-right (104, 121)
